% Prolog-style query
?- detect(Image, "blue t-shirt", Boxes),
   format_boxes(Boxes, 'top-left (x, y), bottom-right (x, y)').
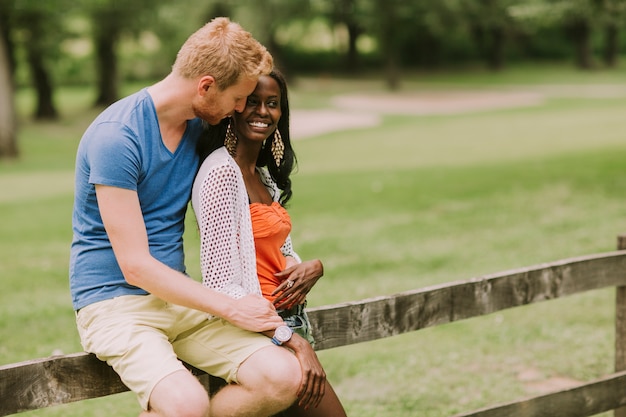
top-left (70, 88), bottom-right (203, 311)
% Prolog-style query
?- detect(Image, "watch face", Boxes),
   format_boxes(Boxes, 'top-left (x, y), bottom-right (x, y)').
top-left (275, 325), bottom-right (292, 342)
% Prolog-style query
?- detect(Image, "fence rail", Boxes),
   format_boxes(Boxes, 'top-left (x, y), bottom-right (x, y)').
top-left (3, 247), bottom-right (626, 416)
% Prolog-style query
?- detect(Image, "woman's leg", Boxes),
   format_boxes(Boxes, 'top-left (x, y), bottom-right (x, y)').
top-left (280, 380), bottom-right (347, 417)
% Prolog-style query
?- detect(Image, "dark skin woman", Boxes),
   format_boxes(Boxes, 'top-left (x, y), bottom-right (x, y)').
top-left (196, 70), bottom-right (347, 416)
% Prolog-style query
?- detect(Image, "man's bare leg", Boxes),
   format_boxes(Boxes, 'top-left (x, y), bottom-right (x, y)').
top-left (140, 369), bottom-right (210, 417)
top-left (208, 346), bottom-right (301, 417)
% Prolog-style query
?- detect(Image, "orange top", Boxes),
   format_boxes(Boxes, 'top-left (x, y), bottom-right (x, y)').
top-left (250, 201), bottom-right (292, 301)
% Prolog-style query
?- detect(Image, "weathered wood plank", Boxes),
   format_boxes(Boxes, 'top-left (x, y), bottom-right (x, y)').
top-left (615, 235), bottom-right (626, 417)
top-left (0, 353), bottom-right (213, 416)
top-left (0, 353), bottom-right (126, 416)
top-left (308, 251), bottom-right (626, 350)
top-left (451, 370), bottom-right (626, 417)
top-left (2, 251), bottom-right (626, 416)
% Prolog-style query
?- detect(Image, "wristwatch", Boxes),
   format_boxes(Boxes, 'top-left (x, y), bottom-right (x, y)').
top-left (271, 325), bottom-right (293, 346)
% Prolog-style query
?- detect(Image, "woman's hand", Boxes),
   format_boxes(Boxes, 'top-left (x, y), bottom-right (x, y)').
top-left (272, 259), bottom-right (323, 309)
top-left (284, 334), bottom-right (326, 410)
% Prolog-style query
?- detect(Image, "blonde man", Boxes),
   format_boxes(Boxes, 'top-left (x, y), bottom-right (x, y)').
top-left (71, 18), bottom-right (302, 417)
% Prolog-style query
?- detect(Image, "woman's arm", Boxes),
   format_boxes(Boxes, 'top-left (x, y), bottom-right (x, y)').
top-left (272, 259), bottom-right (324, 309)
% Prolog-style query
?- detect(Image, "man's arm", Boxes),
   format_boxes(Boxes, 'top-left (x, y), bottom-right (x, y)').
top-left (95, 184), bottom-right (283, 332)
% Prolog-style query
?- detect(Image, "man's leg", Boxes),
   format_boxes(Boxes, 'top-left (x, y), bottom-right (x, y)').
top-left (140, 370), bottom-right (209, 417)
top-left (77, 296), bottom-right (210, 417)
top-left (207, 345), bottom-right (301, 417)
top-left (173, 313), bottom-right (302, 417)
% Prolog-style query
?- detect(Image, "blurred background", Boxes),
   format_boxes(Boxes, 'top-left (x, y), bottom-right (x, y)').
top-left (2, 1), bottom-right (626, 416)
top-left (2, 0), bottom-right (626, 156)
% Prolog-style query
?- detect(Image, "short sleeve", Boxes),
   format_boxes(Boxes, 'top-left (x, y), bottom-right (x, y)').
top-left (87, 121), bottom-right (141, 190)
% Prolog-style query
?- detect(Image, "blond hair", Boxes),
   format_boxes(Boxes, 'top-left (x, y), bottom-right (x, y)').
top-left (173, 17), bottom-right (273, 90)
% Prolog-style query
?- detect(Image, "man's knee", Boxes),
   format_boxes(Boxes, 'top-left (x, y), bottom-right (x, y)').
top-left (239, 346), bottom-right (301, 398)
top-left (149, 370), bottom-right (210, 417)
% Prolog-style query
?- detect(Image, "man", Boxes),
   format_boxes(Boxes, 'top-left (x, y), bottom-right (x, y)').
top-left (70, 18), bottom-right (305, 417)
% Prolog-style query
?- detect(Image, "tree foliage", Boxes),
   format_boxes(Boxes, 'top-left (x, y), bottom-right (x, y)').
top-left (2, 0), bottom-right (626, 159)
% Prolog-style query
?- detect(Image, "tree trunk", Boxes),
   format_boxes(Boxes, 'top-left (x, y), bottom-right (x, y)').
top-left (487, 26), bottom-right (505, 71)
top-left (377, 0), bottom-right (400, 90)
top-left (21, 12), bottom-right (58, 120)
top-left (568, 20), bottom-right (593, 69)
top-left (0, 2), bottom-right (16, 77)
top-left (345, 21), bottom-right (360, 73)
top-left (26, 41), bottom-right (58, 120)
top-left (93, 14), bottom-right (120, 107)
top-left (0, 18), bottom-right (17, 159)
top-left (603, 23), bottom-right (618, 68)
top-left (472, 24), bottom-right (505, 71)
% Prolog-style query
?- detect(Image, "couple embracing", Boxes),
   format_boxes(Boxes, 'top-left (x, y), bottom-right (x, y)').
top-left (70, 17), bottom-right (346, 417)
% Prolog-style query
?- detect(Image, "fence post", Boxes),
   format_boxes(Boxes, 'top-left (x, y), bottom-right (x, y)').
top-left (615, 235), bottom-right (626, 417)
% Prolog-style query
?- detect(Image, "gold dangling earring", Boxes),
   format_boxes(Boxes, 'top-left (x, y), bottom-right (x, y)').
top-left (224, 119), bottom-right (237, 157)
top-left (271, 129), bottom-right (284, 167)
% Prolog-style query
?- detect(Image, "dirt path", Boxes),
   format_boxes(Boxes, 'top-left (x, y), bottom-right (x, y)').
top-left (290, 84), bottom-right (626, 139)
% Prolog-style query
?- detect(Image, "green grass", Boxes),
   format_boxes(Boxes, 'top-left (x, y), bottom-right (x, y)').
top-left (3, 65), bottom-right (626, 416)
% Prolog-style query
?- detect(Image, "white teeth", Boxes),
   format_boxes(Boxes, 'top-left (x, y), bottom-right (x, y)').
top-left (249, 122), bottom-right (269, 128)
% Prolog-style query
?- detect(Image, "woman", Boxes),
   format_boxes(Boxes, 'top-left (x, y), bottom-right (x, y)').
top-left (192, 70), bottom-right (346, 416)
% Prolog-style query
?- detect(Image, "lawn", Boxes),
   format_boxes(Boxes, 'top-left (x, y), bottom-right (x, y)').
top-left (2, 64), bottom-right (626, 416)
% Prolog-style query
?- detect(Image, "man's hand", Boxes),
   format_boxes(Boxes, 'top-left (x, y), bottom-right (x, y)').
top-left (227, 294), bottom-right (284, 332)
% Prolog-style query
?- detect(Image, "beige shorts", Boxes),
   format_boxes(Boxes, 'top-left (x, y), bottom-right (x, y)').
top-left (76, 294), bottom-right (273, 409)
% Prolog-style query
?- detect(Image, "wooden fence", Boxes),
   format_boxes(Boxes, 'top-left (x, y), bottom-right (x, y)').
top-left (3, 237), bottom-right (626, 416)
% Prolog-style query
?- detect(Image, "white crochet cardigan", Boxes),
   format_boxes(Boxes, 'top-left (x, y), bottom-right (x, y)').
top-left (191, 147), bottom-right (300, 302)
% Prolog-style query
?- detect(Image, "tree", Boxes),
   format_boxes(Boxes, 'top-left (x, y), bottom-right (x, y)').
top-left (90, 6), bottom-right (123, 106)
top-left (5, 0), bottom-right (65, 120)
top-left (322, 0), bottom-right (366, 73)
top-left (86, 0), bottom-right (167, 107)
top-left (0, 0), bottom-right (16, 77)
top-left (370, 0), bottom-right (434, 88)
top-left (564, 13), bottom-right (594, 68)
top-left (460, 0), bottom-right (521, 71)
top-left (337, 0), bottom-right (363, 72)
top-left (0, 17), bottom-right (17, 159)
top-left (597, 0), bottom-right (626, 67)
top-left (19, 7), bottom-right (59, 119)
top-left (400, 0), bottom-right (466, 69)
top-left (509, 0), bottom-right (606, 69)
top-left (543, 0), bottom-right (597, 69)
top-left (374, 0), bottom-right (402, 89)
top-left (236, 0), bottom-right (315, 77)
